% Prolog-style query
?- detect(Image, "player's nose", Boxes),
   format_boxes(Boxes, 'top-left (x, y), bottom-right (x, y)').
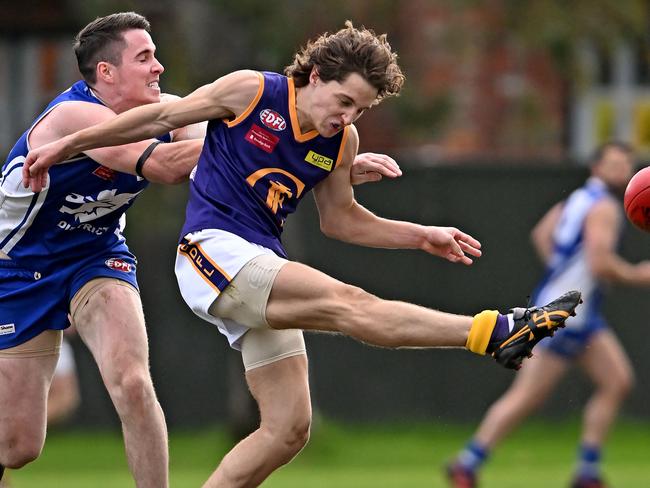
top-left (341, 111), bottom-right (355, 126)
top-left (152, 57), bottom-right (164, 74)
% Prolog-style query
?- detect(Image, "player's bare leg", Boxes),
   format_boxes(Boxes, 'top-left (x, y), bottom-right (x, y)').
top-left (266, 262), bottom-right (579, 367)
top-left (474, 351), bottom-right (568, 447)
top-left (204, 354), bottom-right (310, 488)
top-left (73, 280), bottom-right (168, 488)
top-left (445, 351), bottom-right (567, 487)
top-left (579, 331), bottom-right (633, 446)
top-left (0, 338), bottom-right (58, 469)
top-left (267, 262), bottom-right (472, 347)
top-left (572, 331), bottom-right (633, 486)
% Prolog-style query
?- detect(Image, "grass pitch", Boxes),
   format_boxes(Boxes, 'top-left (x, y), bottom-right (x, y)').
top-left (8, 419), bottom-right (650, 487)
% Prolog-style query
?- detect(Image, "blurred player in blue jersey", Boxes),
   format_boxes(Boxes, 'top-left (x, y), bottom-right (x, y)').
top-left (23, 21), bottom-right (581, 487)
top-left (447, 142), bottom-right (647, 488)
top-left (46, 333), bottom-right (80, 426)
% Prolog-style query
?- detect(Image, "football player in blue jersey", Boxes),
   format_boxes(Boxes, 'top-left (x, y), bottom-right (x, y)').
top-left (24, 21), bottom-right (581, 487)
top-left (0, 12), bottom-right (205, 487)
top-left (0, 13), bottom-right (405, 485)
top-left (446, 142), bottom-right (647, 488)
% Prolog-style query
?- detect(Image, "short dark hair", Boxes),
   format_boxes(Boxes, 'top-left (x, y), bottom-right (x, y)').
top-left (589, 141), bottom-right (635, 166)
top-left (74, 12), bottom-right (150, 84)
top-left (285, 21), bottom-right (405, 103)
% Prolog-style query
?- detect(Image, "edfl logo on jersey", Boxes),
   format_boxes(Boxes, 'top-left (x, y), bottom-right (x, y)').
top-left (105, 258), bottom-right (132, 273)
top-left (259, 109), bottom-right (286, 131)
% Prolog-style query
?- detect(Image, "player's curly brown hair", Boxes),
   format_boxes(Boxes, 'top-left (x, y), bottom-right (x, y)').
top-left (285, 21), bottom-right (405, 103)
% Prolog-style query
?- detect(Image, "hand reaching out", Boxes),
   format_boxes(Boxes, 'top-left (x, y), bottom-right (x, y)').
top-left (420, 226), bottom-right (482, 265)
top-left (351, 152), bottom-right (402, 185)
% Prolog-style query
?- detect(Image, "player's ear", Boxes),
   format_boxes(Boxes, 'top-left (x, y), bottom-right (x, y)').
top-left (309, 67), bottom-right (320, 85)
top-left (97, 62), bottom-right (113, 83)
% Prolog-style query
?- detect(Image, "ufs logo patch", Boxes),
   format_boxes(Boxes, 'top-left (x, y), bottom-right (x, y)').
top-left (259, 109), bottom-right (286, 131)
top-left (105, 258), bottom-right (132, 273)
top-left (304, 151), bottom-right (334, 171)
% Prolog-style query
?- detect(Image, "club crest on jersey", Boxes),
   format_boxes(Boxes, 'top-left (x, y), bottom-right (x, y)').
top-left (105, 258), bottom-right (132, 273)
top-left (246, 168), bottom-right (305, 215)
top-left (259, 109), bottom-right (286, 131)
top-left (304, 151), bottom-right (334, 171)
top-left (59, 189), bottom-right (142, 223)
top-left (245, 124), bottom-right (279, 154)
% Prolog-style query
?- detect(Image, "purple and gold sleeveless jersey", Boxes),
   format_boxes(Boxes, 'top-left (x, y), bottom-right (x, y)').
top-left (181, 71), bottom-right (350, 257)
top-left (0, 81), bottom-right (170, 269)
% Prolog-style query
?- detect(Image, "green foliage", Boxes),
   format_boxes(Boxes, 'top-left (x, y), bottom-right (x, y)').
top-left (457, 0), bottom-right (649, 70)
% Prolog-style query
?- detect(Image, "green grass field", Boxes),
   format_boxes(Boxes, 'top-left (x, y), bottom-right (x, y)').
top-left (8, 419), bottom-right (650, 487)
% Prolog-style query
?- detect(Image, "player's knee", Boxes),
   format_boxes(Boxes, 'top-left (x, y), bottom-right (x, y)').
top-left (261, 403), bottom-right (311, 462)
top-left (108, 367), bottom-right (157, 414)
top-left (0, 434), bottom-right (43, 468)
top-left (329, 284), bottom-right (379, 327)
top-left (610, 366), bottom-right (635, 399)
top-left (335, 286), bottom-right (405, 346)
top-left (272, 415), bottom-right (311, 462)
top-left (497, 386), bottom-right (545, 415)
top-left (622, 369), bottom-right (636, 396)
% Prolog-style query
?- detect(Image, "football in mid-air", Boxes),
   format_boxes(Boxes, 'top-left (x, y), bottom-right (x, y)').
top-left (624, 166), bottom-right (650, 231)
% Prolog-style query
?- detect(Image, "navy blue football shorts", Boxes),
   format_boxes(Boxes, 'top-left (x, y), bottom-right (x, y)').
top-left (0, 248), bottom-right (139, 349)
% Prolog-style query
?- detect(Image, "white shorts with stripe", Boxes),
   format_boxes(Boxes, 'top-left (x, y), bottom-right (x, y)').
top-left (174, 228), bottom-right (281, 350)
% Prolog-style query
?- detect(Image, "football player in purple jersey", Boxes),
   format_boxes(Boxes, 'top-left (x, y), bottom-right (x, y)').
top-left (24, 21), bottom-right (580, 487)
top-left (0, 12), bottom-right (404, 486)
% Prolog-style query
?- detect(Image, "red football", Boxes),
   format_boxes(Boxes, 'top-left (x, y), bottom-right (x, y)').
top-left (624, 166), bottom-right (650, 231)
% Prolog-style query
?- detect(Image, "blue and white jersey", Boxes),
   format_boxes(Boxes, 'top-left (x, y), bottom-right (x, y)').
top-left (533, 177), bottom-right (616, 331)
top-left (181, 71), bottom-right (350, 258)
top-left (0, 81), bottom-right (169, 269)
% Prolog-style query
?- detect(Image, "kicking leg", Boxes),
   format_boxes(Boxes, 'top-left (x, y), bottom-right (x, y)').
top-left (72, 279), bottom-right (168, 488)
top-left (267, 261), bottom-right (580, 367)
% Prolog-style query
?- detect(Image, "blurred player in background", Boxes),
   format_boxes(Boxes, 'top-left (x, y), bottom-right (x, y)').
top-left (46, 332), bottom-right (81, 426)
top-left (24, 21), bottom-right (581, 487)
top-left (0, 11), bottom-right (406, 486)
top-left (447, 141), bottom-right (648, 488)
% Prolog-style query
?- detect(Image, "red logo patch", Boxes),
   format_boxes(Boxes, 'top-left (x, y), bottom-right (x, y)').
top-left (105, 258), bottom-right (132, 273)
top-left (93, 166), bottom-right (117, 181)
top-left (259, 109), bottom-right (286, 131)
top-left (245, 124), bottom-right (279, 154)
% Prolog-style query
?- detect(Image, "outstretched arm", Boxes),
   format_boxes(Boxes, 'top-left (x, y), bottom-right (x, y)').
top-left (314, 126), bottom-right (481, 265)
top-left (22, 70), bottom-right (261, 191)
top-left (530, 201), bottom-right (563, 263)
